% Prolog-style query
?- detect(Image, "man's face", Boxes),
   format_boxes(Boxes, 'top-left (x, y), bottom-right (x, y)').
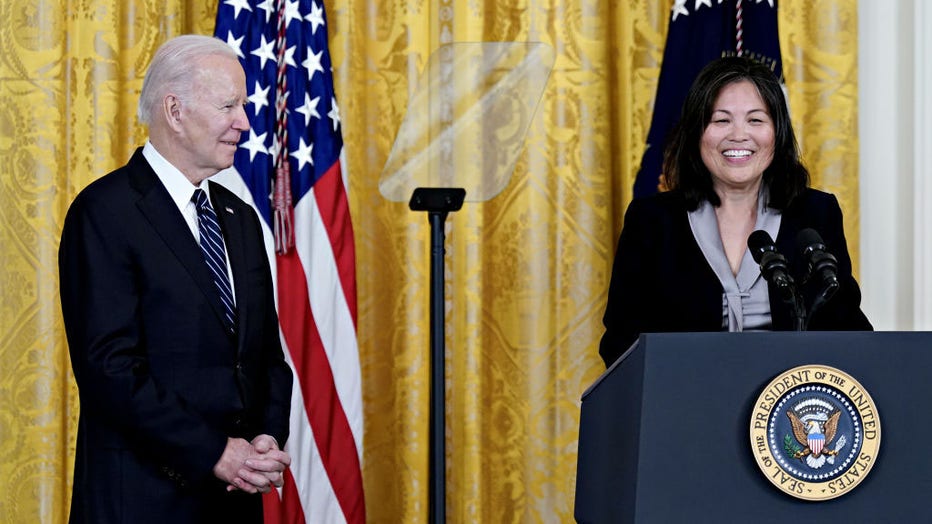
top-left (175, 54), bottom-right (249, 182)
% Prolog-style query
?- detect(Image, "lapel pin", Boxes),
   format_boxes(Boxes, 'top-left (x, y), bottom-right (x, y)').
top-left (225, 207), bottom-right (234, 214)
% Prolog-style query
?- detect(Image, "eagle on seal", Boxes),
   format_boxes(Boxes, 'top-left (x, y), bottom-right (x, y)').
top-left (788, 409), bottom-right (841, 468)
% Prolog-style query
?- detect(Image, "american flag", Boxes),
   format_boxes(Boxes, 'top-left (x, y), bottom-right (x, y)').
top-left (213, 1), bottom-right (365, 522)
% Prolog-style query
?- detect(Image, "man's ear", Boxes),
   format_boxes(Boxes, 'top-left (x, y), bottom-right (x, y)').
top-left (162, 93), bottom-right (183, 130)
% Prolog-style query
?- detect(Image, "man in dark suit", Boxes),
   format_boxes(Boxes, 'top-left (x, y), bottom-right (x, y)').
top-left (59, 35), bottom-right (293, 523)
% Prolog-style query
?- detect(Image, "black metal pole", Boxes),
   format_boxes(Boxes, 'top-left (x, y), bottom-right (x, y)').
top-left (408, 187), bottom-right (465, 524)
top-left (428, 209), bottom-right (447, 524)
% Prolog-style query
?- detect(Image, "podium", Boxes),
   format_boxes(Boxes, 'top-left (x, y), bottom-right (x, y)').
top-left (574, 332), bottom-right (932, 522)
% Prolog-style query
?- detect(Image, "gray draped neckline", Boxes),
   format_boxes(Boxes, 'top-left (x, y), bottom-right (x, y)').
top-left (687, 187), bottom-right (782, 332)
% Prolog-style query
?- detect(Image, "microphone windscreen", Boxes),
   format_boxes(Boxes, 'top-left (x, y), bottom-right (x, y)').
top-left (796, 228), bottom-right (825, 254)
top-left (747, 230), bottom-right (776, 264)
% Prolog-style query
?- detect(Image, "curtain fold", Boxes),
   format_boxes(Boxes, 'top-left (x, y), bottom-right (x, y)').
top-left (0, 1), bottom-right (858, 522)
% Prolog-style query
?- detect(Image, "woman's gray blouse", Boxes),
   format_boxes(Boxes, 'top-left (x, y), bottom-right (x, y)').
top-left (687, 189), bottom-right (782, 332)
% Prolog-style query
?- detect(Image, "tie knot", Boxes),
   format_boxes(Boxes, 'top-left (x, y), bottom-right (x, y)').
top-left (193, 188), bottom-right (211, 212)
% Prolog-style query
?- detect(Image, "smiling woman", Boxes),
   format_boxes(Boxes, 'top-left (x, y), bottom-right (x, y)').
top-left (700, 81), bottom-right (775, 196)
top-left (699, 80), bottom-right (777, 273)
top-left (597, 56), bottom-right (872, 367)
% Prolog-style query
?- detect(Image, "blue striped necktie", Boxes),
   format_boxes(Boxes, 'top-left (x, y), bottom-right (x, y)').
top-left (192, 189), bottom-right (237, 334)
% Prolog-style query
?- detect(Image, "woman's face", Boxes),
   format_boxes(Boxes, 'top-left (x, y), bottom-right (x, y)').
top-left (700, 80), bottom-right (775, 193)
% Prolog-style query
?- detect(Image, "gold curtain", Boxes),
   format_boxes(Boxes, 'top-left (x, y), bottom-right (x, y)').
top-left (0, 1), bottom-right (859, 522)
top-left (0, 2), bottom-right (216, 521)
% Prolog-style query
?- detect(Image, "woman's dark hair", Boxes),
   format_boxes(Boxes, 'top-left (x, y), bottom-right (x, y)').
top-left (661, 56), bottom-right (809, 210)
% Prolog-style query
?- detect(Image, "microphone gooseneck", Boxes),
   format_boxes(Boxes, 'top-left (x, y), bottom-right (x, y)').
top-left (796, 228), bottom-right (840, 321)
top-left (748, 230), bottom-right (796, 302)
top-left (796, 228), bottom-right (840, 302)
top-left (748, 230), bottom-right (806, 331)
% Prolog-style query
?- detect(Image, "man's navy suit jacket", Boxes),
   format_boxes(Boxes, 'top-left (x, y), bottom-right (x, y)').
top-left (60, 149), bottom-right (293, 523)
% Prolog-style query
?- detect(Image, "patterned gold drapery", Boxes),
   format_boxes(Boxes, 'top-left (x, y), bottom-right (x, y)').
top-left (0, 1), bottom-right (858, 522)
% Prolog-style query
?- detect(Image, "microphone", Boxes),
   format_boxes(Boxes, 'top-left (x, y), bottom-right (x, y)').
top-left (747, 230), bottom-right (796, 302)
top-left (796, 228), bottom-right (840, 303)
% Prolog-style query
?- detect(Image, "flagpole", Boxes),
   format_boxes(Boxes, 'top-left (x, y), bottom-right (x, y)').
top-left (409, 187), bottom-right (466, 524)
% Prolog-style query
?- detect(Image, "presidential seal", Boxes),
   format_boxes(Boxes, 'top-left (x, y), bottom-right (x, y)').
top-left (749, 365), bottom-right (881, 501)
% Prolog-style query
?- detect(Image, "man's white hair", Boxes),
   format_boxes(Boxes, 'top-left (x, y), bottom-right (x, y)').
top-left (137, 35), bottom-right (237, 125)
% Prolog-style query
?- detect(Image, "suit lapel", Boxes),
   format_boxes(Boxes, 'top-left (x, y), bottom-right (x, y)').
top-left (128, 151), bottom-right (231, 330)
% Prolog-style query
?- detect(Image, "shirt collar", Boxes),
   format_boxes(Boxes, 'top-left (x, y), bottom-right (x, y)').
top-left (142, 140), bottom-right (211, 211)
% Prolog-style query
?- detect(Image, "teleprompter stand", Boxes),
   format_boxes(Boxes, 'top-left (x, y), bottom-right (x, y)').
top-left (382, 42), bottom-right (555, 523)
top-left (409, 187), bottom-right (466, 524)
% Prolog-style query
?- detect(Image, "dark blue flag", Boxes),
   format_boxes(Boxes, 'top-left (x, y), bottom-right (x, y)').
top-left (633, 0), bottom-right (782, 197)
